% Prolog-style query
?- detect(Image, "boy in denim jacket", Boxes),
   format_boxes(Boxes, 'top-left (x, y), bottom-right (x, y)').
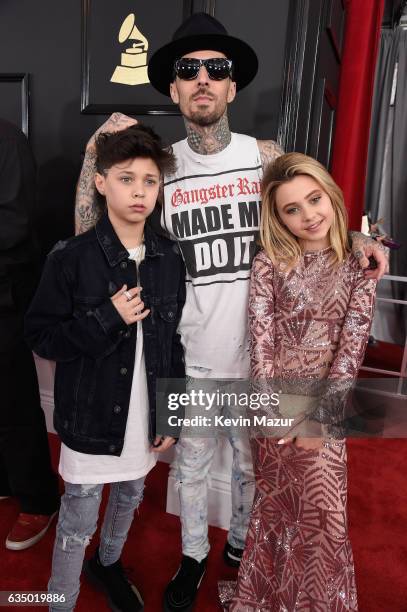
top-left (25, 125), bottom-right (185, 611)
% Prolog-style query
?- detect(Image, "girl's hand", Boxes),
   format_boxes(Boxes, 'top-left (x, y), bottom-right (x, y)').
top-left (111, 284), bottom-right (150, 325)
top-left (277, 436), bottom-right (324, 451)
top-left (151, 435), bottom-right (176, 453)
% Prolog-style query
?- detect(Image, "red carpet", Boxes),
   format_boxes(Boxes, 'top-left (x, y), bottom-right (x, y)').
top-left (1, 434), bottom-right (406, 611)
top-left (364, 339), bottom-right (404, 373)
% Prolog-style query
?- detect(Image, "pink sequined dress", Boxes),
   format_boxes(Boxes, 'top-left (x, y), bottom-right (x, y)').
top-left (220, 247), bottom-right (376, 611)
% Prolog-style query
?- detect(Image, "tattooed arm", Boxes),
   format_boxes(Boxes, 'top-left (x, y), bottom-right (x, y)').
top-left (74, 112), bottom-right (137, 235)
top-left (257, 139), bottom-right (285, 173)
top-left (75, 148), bottom-right (99, 235)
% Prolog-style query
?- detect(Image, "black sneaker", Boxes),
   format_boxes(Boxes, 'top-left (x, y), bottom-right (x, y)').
top-left (223, 541), bottom-right (243, 567)
top-left (163, 554), bottom-right (207, 612)
top-left (83, 550), bottom-right (143, 612)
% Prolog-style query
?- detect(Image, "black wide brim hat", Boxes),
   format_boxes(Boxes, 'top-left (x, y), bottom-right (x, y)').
top-left (148, 12), bottom-right (258, 96)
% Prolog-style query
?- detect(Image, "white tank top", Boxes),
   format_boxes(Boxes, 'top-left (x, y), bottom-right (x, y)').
top-left (162, 133), bottom-right (263, 378)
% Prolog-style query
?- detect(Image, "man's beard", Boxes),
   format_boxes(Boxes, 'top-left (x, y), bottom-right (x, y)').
top-left (188, 108), bottom-right (222, 126)
top-left (185, 90), bottom-right (226, 126)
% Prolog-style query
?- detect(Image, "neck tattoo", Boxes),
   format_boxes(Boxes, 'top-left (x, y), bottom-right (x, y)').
top-left (185, 112), bottom-right (231, 155)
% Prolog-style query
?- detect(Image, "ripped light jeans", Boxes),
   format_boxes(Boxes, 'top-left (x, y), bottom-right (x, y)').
top-left (175, 376), bottom-right (255, 562)
top-left (48, 478), bottom-right (145, 611)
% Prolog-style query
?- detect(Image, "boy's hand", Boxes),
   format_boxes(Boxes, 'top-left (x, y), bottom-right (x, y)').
top-left (87, 112), bottom-right (137, 151)
top-left (151, 435), bottom-right (176, 453)
top-left (111, 284), bottom-right (150, 325)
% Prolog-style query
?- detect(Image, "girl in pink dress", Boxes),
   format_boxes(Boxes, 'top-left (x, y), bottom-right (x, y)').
top-left (220, 153), bottom-right (376, 611)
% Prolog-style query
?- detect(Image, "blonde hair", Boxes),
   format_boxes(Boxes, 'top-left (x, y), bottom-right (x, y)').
top-left (260, 152), bottom-right (350, 267)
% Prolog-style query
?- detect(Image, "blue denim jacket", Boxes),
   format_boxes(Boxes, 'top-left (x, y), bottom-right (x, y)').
top-left (25, 213), bottom-right (185, 455)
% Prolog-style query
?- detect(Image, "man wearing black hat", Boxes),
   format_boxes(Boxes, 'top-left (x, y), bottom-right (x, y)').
top-left (75, 12), bottom-right (387, 611)
top-left (148, 15), bottom-right (279, 612)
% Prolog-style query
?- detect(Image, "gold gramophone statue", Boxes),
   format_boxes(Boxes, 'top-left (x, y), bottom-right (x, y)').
top-left (110, 14), bottom-right (149, 86)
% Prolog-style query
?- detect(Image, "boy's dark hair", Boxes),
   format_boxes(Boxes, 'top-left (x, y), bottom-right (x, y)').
top-left (95, 123), bottom-right (176, 176)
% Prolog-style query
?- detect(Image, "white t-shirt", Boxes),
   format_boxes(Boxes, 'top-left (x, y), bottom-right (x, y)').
top-left (162, 133), bottom-right (263, 378)
top-left (59, 245), bottom-right (157, 484)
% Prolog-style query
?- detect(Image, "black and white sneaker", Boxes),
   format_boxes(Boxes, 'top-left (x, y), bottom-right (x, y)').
top-left (223, 541), bottom-right (243, 567)
top-left (83, 549), bottom-right (144, 612)
top-left (163, 554), bottom-right (207, 612)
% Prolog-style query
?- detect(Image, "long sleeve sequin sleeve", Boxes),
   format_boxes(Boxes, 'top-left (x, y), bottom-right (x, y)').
top-left (311, 267), bottom-right (377, 435)
top-left (329, 270), bottom-right (376, 381)
top-left (248, 251), bottom-right (275, 382)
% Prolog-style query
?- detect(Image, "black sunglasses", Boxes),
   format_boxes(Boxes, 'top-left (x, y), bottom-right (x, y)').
top-left (173, 57), bottom-right (233, 81)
